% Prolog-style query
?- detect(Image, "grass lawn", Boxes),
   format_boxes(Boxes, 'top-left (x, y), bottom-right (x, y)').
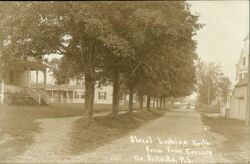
top-left (201, 115), bottom-right (250, 163)
top-left (0, 104), bottom-right (163, 161)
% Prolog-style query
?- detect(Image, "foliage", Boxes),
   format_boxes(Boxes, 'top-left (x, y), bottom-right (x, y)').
top-left (0, 2), bottom-right (203, 119)
top-left (196, 61), bottom-right (231, 104)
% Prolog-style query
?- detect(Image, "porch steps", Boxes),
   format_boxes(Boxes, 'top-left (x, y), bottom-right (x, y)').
top-left (26, 88), bottom-right (49, 106)
top-left (4, 94), bottom-right (48, 106)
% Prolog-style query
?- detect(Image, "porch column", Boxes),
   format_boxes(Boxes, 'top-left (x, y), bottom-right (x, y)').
top-left (152, 97), bottom-right (155, 109)
top-left (27, 67), bottom-right (31, 88)
top-left (66, 90), bottom-right (69, 103)
top-left (43, 68), bottom-right (47, 89)
top-left (36, 70), bottom-right (39, 88)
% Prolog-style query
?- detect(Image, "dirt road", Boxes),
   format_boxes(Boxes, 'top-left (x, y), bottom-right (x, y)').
top-left (9, 110), bottom-right (233, 163)
top-left (65, 110), bottom-right (231, 163)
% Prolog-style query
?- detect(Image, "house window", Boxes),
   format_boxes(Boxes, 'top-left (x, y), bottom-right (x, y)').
top-left (9, 70), bottom-right (14, 83)
top-left (98, 92), bottom-right (107, 100)
top-left (74, 90), bottom-right (85, 99)
top-left (243, 57), bottom-right (246, 66)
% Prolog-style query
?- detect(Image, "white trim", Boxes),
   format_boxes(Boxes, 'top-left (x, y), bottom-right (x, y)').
top-left (51, 90), bottom-right (54, 102)
top-left (36, 70), bottom-right (39, 88)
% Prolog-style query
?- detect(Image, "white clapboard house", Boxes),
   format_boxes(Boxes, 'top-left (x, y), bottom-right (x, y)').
top-left (229, 34), bottom-right (249, 120)
top-left (44, 72), bottom-right (115, 104)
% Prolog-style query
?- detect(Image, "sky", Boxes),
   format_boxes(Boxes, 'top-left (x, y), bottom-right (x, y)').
top-left (188, 0), bottom-right (249, 83)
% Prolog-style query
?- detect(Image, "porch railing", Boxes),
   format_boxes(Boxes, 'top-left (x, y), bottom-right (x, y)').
top-left (36, 88), bottom-right (50, 103)
top-left (26, 88), bottom-right (41, 104)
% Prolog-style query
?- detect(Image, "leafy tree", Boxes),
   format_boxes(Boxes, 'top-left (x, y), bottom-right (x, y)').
top-left (0, 2), bottom-right (202, 122)
top-left (197, 61), bottom-right (231, 105)
top-left (48, 57), bottom-right (81, 85)
top-left (50, 2), bottom-right (134, 122)
top-left (85, 1), bottom-right (202, 114)
top-left (0, 2), bottom-right (133, 122)
top-left (126, 2), bottom-right (201, 111)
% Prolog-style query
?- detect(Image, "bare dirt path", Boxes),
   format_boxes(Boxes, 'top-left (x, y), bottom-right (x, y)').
top-left (11, 116), bottom-right (81, 163)
top-left (9, 110), bottom-right (232, 163)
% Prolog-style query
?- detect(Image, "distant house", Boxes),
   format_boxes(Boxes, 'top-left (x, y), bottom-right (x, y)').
top-left (44, 75), bottom-right (115, 104)
top-left (40, 68), bottom-right (126, 105)
top-left (229, 34), bottom-right (249, 120)
top-left (0, 57), bottom-right (49, 105)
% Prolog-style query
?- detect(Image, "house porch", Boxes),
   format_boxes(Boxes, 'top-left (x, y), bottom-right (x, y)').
top-left (0, 59), bottom-right (48, 104)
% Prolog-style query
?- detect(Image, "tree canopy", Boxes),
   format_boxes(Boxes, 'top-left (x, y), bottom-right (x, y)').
top-left (196, 60), bottom-right (231, 105)
top-left (0, 1), bottom-right (203, 121)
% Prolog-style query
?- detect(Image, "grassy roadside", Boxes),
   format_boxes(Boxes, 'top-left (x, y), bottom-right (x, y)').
top-left (201, 115), bottom-right (250, 163)
top-left (69, 110), bottom-right (164, 155)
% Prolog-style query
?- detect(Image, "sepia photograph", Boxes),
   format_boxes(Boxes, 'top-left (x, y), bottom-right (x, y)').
top-left (0, 1), bottom-right (249, 163)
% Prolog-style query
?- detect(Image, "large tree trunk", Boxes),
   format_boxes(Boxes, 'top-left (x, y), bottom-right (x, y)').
top-left (139, 94), bottom-right (143, 111)
top-left (129, 85), bottom-right (134, 113)
top-left (163, 97), bottom-right (166, 110)
top-left (84, 74), bottom-right (95, 125)
top-left (170, 97), bottom-right (174, 109)
top-left (160, 97), bottom-right (163, 110)
top-left (146, 96), bottom-right (151, 111)
top-left (84, 45), bottom-right (95, 126)
top-left (89, 81), bottom-right (95, 117)
top-left (112, 71), bottom-right (120, 118)
top-left (84, 80), bottom-right (90, 116)
top-left (156, 98), bottom-right (159, 110)
top-left (152, 97), bottom-right (155, 110)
